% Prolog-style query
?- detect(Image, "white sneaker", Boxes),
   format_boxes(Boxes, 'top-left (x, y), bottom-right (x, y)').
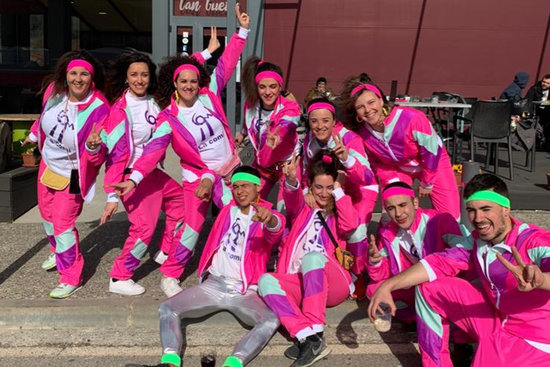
top-left (41, 253), bottom-right (57, 270)
top-left (160, 276), bottom-right (183, 298)
top-left (109, 278), bottom-right (145, 296)
top-left (153, 250), bottom-right (168, 265)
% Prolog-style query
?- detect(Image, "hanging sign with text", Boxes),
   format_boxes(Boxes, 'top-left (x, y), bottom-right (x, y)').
top-left (173, 0), bottom-right (247, 17)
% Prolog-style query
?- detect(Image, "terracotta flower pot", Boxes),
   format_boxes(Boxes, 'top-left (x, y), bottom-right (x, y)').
top-left (21, 153), bottom-right (39, 167)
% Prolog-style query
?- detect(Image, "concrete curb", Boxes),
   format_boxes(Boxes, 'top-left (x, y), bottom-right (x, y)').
top-left (0, 298), bottom-right (367, 330)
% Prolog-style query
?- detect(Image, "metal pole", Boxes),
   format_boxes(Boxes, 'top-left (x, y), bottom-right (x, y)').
top-left (459, 160), bottom-right (480, 230)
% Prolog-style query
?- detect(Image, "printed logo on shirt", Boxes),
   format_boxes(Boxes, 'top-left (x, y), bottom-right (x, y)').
top-left (48, 109), bottom-right (74, 151)
top-left (192, 112), bottom-right (215, 140)
top-left (221, 218), bottom-right (246, 261)
top-left (145, 109), bottom-right (157, 125)
top-left (304, 217), bottom-right (327, 254)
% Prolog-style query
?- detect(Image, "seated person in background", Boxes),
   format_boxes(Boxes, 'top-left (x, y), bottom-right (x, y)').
top-left (369, 173), bottom-right (550, 367)
top-left (526, 73), bottom-right (550, 103)
top-left (499, 71), bottom-right (529, 102)
top-left (526, 73), bottom-right (550, 150)
top-left (148, 166), bottom-right (285, 367)
top-left (367, 181), bottom-right (466, 323)
top-left (304, 77), bottom-right (336, 106)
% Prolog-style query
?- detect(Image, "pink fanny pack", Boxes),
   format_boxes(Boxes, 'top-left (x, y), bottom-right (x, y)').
top-left (215, 153), bottom-right (242, 182)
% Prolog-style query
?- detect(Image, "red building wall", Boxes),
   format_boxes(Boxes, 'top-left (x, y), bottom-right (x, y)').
top-left (263, 0), bottom-right (550, 104)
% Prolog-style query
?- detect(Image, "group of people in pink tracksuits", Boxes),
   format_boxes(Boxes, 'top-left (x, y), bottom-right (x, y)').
top-left (24, 4), bottom-right (549, 367)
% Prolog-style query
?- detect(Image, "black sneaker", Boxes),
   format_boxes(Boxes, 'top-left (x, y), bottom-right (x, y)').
top-left (290, 334), bottom-right (331, 367)
top-left (285, 332), bottom-right (324, 360)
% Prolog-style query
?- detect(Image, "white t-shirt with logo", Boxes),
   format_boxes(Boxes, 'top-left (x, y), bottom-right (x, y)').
top-left (41, 92), bottom-right (92, 177)
top-left (397, 228), bottom-right (421, 264)
top-left (208, 209), bottom-right (253, 283)
top-left (289, 211), bottom-right (328, 274)
top-left (178, 101), bottom-right (231, 171)
top-left (126, 92), bottom-right (159, 168)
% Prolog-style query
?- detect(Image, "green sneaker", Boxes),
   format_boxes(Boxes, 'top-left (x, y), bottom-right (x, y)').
top-left (222, 356), bottom-right (242, 367)
top-left (49, 283), bottom-right (80, 299)
top-left (41, 253), bottom-right (57, 270)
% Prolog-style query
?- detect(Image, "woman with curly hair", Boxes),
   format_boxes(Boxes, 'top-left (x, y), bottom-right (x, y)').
top-left (100, 50), bottom-right (207, 296)
top-left (235, 56), bottom-right (301, 205)
top-left (24, 50), bottom-right (109, 298)
top-left (258, 151), bottom-right (357, 367)
top-left (339, 77), bottom-right (460, 219)
top-left (109, 4), bottom-right (250, 298)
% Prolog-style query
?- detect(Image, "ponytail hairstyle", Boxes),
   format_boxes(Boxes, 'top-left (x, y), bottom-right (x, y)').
top-left (155, 55), bottom-right (209, 109)
top-left (338, 74), bottom-right (393, 131)
top-left (241, 56), bottom-right (284, 107)
top-left (105, 52), bottom-right (158, 104)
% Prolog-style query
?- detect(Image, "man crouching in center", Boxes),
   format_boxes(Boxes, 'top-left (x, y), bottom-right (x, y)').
top-left (157, 166), bottom-right (285, 367)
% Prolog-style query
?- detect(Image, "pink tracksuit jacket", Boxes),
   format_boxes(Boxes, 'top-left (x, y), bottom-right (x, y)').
top-left (131, 33), bottom-right (244, 197)
top-left (30, 83), bottom-right (110, 202)
top-left (418, 217), bottom-right (550, 366)
top-left (276, 184), bottom-right (355, 286)
top-left (243, 95), bottom-right (301, 170)
top-left (196, 199), bottom-right (285, 293)
top-left (369, 208), bottom-right (463, 284)
top-left (356, 106), bottom-right (460, 219)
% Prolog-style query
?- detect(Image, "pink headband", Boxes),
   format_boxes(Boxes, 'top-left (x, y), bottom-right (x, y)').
top-left (255, 71), bottom-right (283, 86)
top-left (67, 59), bottom-right (94, 75)
top-left (173, 64), bottom-right (201, 81)
top-left (308, 102), bottom-right (335, 115)
top-left (381, 187), bottom-right (415, 202)
top-left (351, 83), bottom-right (382, 99)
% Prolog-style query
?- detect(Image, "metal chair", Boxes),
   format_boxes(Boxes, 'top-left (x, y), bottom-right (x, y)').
top-left (469, 100), bottom-right (514, 180)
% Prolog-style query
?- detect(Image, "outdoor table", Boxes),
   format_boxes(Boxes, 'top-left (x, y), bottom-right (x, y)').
top-left (394, 101), bottom-right (471, 150)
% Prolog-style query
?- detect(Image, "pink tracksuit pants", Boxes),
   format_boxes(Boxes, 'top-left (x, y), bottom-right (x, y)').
top-left (416, 277), bottom-right (550, 367)
top-left (258, 252), bottom-right (350, 340)
top-left (110, 168), bottom-right (185, 280)
top-left (38, 162), bottom-right (84, 286)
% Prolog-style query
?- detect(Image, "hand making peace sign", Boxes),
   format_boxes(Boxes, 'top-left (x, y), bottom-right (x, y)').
top-left (282, 153), bottom-right (299, 187)
top-left (265, 124), bottom-right (282, 149)
top-left (331, 133), bottom-right (349, 162)
top-left (86, 123), bottom-right (103, 150)
top-left (496, 246), bottom-right (546, 292)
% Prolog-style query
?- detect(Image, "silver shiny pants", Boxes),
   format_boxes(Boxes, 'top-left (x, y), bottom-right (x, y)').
top-left (159, 275), bottom-right (280, 365)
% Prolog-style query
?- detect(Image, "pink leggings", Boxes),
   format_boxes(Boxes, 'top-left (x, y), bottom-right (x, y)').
top-left (38, 163), bottom-right (84, 286)
top-left (110, 169), bottom-right (185, 280)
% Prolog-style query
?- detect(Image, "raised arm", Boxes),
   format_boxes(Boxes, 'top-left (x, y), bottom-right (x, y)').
top-left (209, 4), bottom-right (249, 96)
top-left (282, 153), bottom-right (306, 219)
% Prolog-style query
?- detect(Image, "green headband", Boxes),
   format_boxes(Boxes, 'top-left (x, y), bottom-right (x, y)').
top-left (231, 172), bottom-right (261, 186)
top-left (465, 190), bottom-right (510, 208)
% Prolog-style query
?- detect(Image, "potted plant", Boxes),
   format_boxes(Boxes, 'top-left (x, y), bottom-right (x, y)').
top-left (21, 145), bottom-right (40, 167)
